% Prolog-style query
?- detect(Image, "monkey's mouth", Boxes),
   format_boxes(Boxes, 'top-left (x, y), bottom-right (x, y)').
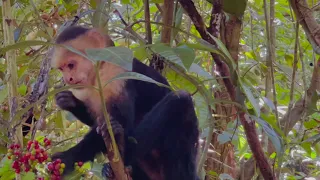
top-left (67, 80), bottom-right (86, 89)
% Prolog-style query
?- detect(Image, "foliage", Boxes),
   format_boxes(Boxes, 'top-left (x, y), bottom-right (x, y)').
top-left (0, 0), bottom-right (320, 179)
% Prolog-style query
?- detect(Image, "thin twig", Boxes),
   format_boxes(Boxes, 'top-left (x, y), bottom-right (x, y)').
top-left (144, 0), bottom-right (152, 44)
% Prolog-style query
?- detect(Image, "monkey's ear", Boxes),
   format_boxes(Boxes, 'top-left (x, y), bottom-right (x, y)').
top-left (86, 28), bottom-right (106, 48)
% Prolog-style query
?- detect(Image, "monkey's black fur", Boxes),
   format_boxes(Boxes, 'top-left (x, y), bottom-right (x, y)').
top-left (52, 26), bottom-right (200, 180)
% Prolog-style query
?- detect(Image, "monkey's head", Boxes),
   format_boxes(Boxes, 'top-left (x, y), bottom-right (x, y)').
top-left (51, 26), bottom-right (125, 107)
top-left (52, 26), bottom-right (115, 87)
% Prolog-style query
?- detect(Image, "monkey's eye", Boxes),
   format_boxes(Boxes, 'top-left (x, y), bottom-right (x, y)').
top-left (67, 63), bottom-right (74, 69)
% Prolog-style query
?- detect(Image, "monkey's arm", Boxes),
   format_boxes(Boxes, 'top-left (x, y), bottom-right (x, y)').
top-left (52, 127), bottom-right (105, 174)
top-left (55, 91), bottom-right (95, 127)
top-left (52, 119), bottom-right (125, 175)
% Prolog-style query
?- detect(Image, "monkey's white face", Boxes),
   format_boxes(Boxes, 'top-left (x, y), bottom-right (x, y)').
top-left (58, 54), bottom-right (96, 88)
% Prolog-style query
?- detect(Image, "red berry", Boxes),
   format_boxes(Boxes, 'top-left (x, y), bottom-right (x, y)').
top-left (34, 144), bottom-right (40, 149)
top-left (78, 161), bottom-right (83, 167)
top-left (55, 164), bottom-right (61, 170)
top-left (51, 175), bottom-right (57, 180)
top-left (15, 169), bottom-right (20, 174)
top-left (9, 144), bottom-right (14, 149)
top-left (14, 144), bottom-right (20, 149)
top-left (54, 170), bottom-right (60, 175)
top-left (30, 155), bottom-right (35, 161)
top-left (55, 159), bottom-right (61, 164)
top-left (36, 149), bottom-right (41, 154)
top-left (48, 163), bottom-right (54, 171)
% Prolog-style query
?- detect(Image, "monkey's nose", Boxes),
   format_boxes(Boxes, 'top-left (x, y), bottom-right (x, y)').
top-left (65, 77), bottom-right (74, 84)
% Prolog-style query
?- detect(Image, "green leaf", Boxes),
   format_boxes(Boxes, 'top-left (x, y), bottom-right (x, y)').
top-left (173, 44), bottom-right (195, 70)
top-left (90, 0), bottom-right (97, 8)
top-left (304, 119), bottom-right (318, 129)
top-left (21, 172), bottom-right (36, 180)
top-left (18, 84), bottom-right (27, 96)
top-left (285, 54), bottom-right (294, 66)
top-left (133, 46), bottom-right (148, 61)
top-left (121, 0), bottom-right (130, 4)
top-left (260, 113), bottom-right (283, 137)
top-left (251, 115), bottom-right (283, 155)
top-left (194, 93), bottom-right (210, 129)
top-left (206, 34), bottom-right (236, 70)
top-left (103, 72), bottom-right (172, 91)
top-left (222, 0), bottom-right (247, 17)
top-left (240, 80), bottom-right (260, 117)
top-left (189, 63), bottom-right (213, 79)
top-left (185, 42), bottom-right (220, 56)
top-left (150, 43), bottom-right (186, 70)
top-left (0, 157), bottom-right (15, 180)
top-left (301, 142), bottom-right (312, 156)
top-left (86, 47), bottom-right (134, 70)
top-left (0, 40), bottom-right (53, 54)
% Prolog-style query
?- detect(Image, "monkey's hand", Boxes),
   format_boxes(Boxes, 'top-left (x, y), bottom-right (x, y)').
top-left (102, 163), bottom-right (133, 180)
top-left (55, 91), bottom-right (80, 111)
top-left (96, 118), bottom-right (124, 140)
top-left (96, 117), bottom-right (125, 158)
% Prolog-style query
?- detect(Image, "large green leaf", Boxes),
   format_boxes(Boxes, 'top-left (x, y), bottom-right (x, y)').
top-left (150, 43), bottom-right (187, 70)
top-left (189, 63), bottom-right (213, 79)
top-left (85, 47), bottom-right (134, 70)
top-left (103, 72), bottom-right (172, 91)
top-left (251, 115), bottom-right (283, 155)
top-left (173, 44), bottom-right (196, 70)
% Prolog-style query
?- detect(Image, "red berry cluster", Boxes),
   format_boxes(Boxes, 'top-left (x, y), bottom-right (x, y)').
top-left (47, 159), bottom-right (65, 180)
top-left (7, 138), bottom-right (52, 176)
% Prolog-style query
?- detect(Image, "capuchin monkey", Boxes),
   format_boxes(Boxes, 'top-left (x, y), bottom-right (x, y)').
top-left (51, 25), bottom-right (200, 180)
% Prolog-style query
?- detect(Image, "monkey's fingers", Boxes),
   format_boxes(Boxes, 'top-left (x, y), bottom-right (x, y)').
top-left (55, 91), bottom-right (77, 110)
top-left (110, 120), bottom-right (124, 135)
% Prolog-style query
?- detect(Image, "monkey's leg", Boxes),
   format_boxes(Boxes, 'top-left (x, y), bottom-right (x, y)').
top-left (55, 91), bottom-right (95, 126)
top-left (132, 90), bottom-right (199, 180)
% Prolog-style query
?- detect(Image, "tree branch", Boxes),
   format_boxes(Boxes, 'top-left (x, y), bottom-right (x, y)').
top-left (144, 0), bottom-right (152, 44)
top-left (161, 0), bottom-right (175, 44)
top-left (289, 0), bottom-right (320, 54)
top-left (178, 0), bottom-right (276, 179)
